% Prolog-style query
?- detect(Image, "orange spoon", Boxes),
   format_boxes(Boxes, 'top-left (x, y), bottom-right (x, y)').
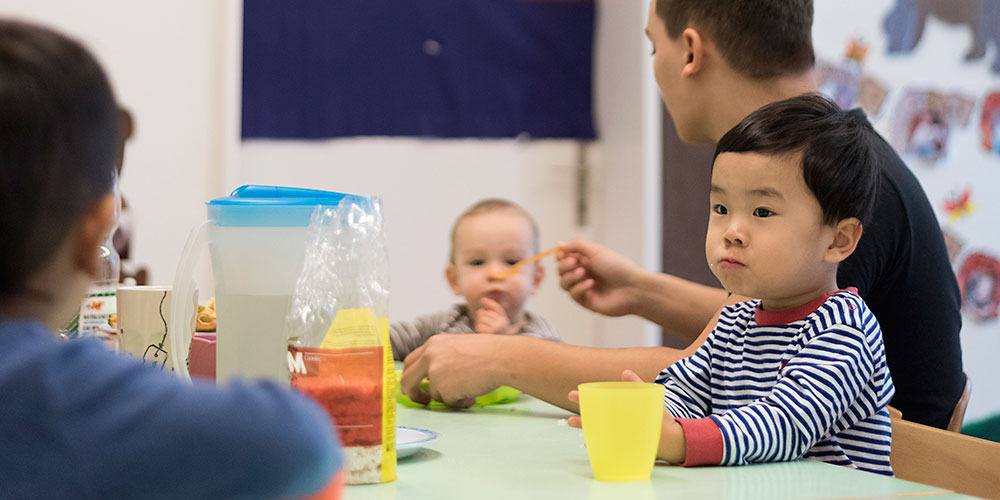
top-left (491, 247), bottom-right (559, 279)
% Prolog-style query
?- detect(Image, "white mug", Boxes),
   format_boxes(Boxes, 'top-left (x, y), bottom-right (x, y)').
top-left (117, 286), bottom-right (196, 370)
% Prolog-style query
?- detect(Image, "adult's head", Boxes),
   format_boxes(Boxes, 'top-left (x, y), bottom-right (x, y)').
top-left (645, 0), bottom-right (817, 143)
top-left (0, 19), bottom-right (118, 322)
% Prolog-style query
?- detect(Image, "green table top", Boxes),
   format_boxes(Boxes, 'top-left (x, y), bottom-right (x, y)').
top-left (344, 393), bottom-right (975, 499)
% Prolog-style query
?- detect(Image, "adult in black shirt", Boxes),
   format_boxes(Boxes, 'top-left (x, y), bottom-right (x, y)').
top-left (398, 0), bottom-right (965, 429)
top-left (837, 131), bottom-right (965, 429)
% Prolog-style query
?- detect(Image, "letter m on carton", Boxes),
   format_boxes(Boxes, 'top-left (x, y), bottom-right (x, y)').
top-left (288, 350), bottom-right (307, 375)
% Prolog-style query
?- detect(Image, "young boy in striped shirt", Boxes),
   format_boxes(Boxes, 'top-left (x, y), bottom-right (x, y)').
top-left (573, 94), bottom-right (896, 475)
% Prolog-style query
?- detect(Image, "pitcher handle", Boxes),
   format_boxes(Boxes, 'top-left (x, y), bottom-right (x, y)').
top-left (169, 220), bottom-right (210, 381)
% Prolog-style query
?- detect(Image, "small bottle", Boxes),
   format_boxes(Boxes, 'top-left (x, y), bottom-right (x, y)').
top-left (79, 237), bottom-right (119, 332)
top-left (77, 171), bottom-right (122, 351)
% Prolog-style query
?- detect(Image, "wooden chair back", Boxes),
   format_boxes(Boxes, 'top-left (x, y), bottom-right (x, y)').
top-left (891, 416), bottom-right (1000, 499)
top-left (948, 376), bottom-right (972, 433)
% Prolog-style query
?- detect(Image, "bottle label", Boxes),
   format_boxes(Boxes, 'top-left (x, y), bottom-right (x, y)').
top-left (79, 289), bottom-right (117, 338)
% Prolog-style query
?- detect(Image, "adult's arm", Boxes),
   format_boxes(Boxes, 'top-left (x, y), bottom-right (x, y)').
top-left (627, 271), bottom-right (734, 340)
top-left (557, 239), bottom-right (733, 341)
top-left (401, 309), bottom-right (720, 412)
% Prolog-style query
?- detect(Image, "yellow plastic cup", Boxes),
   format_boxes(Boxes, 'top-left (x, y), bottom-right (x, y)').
top-left (578, 381), bottom-right (665, 481)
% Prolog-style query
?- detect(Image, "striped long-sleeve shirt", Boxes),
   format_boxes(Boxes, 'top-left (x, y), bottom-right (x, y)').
top-left (389, 304), bottom-right (562, 360)
top-left (655, 289), bottom-right (895, 475)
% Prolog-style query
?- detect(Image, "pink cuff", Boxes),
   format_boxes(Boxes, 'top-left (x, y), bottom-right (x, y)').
top-left (676, 418), bottom-right (724, 466)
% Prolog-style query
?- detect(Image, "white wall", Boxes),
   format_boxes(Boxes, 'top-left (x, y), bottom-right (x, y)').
top-left (3, 0), bottom-right (662, 349)
top-left (591, 0), bottom-right (663, 347)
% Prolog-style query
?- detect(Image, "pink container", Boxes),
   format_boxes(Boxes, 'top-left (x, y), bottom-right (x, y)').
top-left (189, 333), bottom-right (216, 380)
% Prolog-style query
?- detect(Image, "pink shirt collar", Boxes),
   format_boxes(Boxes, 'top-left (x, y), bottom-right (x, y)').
top-left (754, 287), bottom-right (858, 326)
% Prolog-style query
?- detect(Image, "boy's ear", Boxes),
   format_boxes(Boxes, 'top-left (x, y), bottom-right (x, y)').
top-left (680, 28), bottom-right (705, 78)
top-left (445, 264), bottom-right (462, 296)
top-left (73, 194), bottom-right (115, 278)
top-left (824, 217), bottom-right (863, 264)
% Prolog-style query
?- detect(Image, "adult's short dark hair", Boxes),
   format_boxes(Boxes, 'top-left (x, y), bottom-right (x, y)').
top-left (655, 0), bottom-right (815, 79)
top-left (0, 19), bottom-right (117, 295)
top-left (714, 94), bottom-right (880, 226)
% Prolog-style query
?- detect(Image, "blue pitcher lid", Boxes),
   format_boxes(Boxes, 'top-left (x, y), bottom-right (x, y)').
top-left (207, 185), bottom-right (364, 227)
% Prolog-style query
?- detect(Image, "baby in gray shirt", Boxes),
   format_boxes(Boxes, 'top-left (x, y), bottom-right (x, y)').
top-left (390, 199), bottom-right (562, 360)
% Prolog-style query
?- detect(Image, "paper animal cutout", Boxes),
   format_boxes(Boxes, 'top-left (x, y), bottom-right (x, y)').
top-left (943, 187), bottom-right (976, 222)
top-left (982, 92), bottom-right (1000, 154)
top-left (817, 39), bottom-right (889, 117)
top-left (884, 0), bottom-right (1000, 73)
top-left (957, 252), bottom-right (1000, 322)
top-left (891, 89), bottom-right (975, 162)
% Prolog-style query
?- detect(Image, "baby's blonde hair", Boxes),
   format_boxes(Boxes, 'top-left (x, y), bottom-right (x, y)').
top-left (449, 198), bottom-right (540, 263)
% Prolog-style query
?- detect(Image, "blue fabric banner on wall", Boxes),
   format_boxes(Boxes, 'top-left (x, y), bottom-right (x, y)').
top-left (241, 0), bottom-right (595, 140)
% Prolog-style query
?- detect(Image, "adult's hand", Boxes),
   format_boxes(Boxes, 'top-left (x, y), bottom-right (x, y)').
top-left (559, 239), bottom-right (734, 340)
top-left (403, 334), bottom-right (689, 412)
top-left (557, 239), bottom-right (645, 318)
top-left (400, 334), bottom-right (504, 407)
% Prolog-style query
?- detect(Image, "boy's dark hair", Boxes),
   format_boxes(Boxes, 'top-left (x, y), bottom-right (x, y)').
top-left (0, 20), bottom-right (117, 294)
top-left (714, 94), bottom-right (881, 226)
top-left (655, 0), bottom-right (815, 79)
top-left (450, 199), bottom-right (540, 263)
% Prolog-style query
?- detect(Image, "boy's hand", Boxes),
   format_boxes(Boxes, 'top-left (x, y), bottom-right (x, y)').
top-left (557, 239), bottom-right (644, 318)
top-left (567, 369), bottom-right (686, 464)
top-left (566, 369), bottom-right (648, 428)
top-left (475, 297), bottom-right (515, 334)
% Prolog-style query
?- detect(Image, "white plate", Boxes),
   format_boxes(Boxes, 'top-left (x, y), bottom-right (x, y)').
top-left (396, 426), bottom-right (439, 459)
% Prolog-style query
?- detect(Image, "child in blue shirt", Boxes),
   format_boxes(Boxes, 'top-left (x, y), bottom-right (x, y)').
top-left (570, 94), bottom-right (895, 475)
top-left (0, 19), bottom-right (343, 499)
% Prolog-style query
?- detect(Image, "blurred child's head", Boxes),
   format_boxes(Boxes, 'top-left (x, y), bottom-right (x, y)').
top-left (706, 94), bottom-right (879, 308)
top-left (0, 20), bottom-right (118, 326)
top-left (447, 199), bottom-right (544, 321)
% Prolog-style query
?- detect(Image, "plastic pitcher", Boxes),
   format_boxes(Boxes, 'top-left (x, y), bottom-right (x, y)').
top-left (169, 185), bottom-right (361, 384)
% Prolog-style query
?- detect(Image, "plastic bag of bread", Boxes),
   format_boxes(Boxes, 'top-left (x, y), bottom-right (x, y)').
top-left (284, 196), bottom-right (395, 485)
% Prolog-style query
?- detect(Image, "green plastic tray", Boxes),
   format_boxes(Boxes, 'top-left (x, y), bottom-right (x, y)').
top-left (395, 369), bottom-right (521, 408)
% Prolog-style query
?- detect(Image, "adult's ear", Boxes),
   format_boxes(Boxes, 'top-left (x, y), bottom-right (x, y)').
top-left (680, 27), bottom-right (705, 78)
top-left (445, 264), bottom-right (462, 296)
top-left (73, 194), bottom-right (115, 278)
top-left (825, 217), bottom-right (863, 264)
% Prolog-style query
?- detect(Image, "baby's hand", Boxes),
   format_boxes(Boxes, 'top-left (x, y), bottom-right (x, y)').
top-left (474, 297), bottom-right (514, 334)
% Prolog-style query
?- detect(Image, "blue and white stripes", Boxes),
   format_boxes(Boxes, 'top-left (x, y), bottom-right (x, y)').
top-left (655, 291), bottom-right (895, 475)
